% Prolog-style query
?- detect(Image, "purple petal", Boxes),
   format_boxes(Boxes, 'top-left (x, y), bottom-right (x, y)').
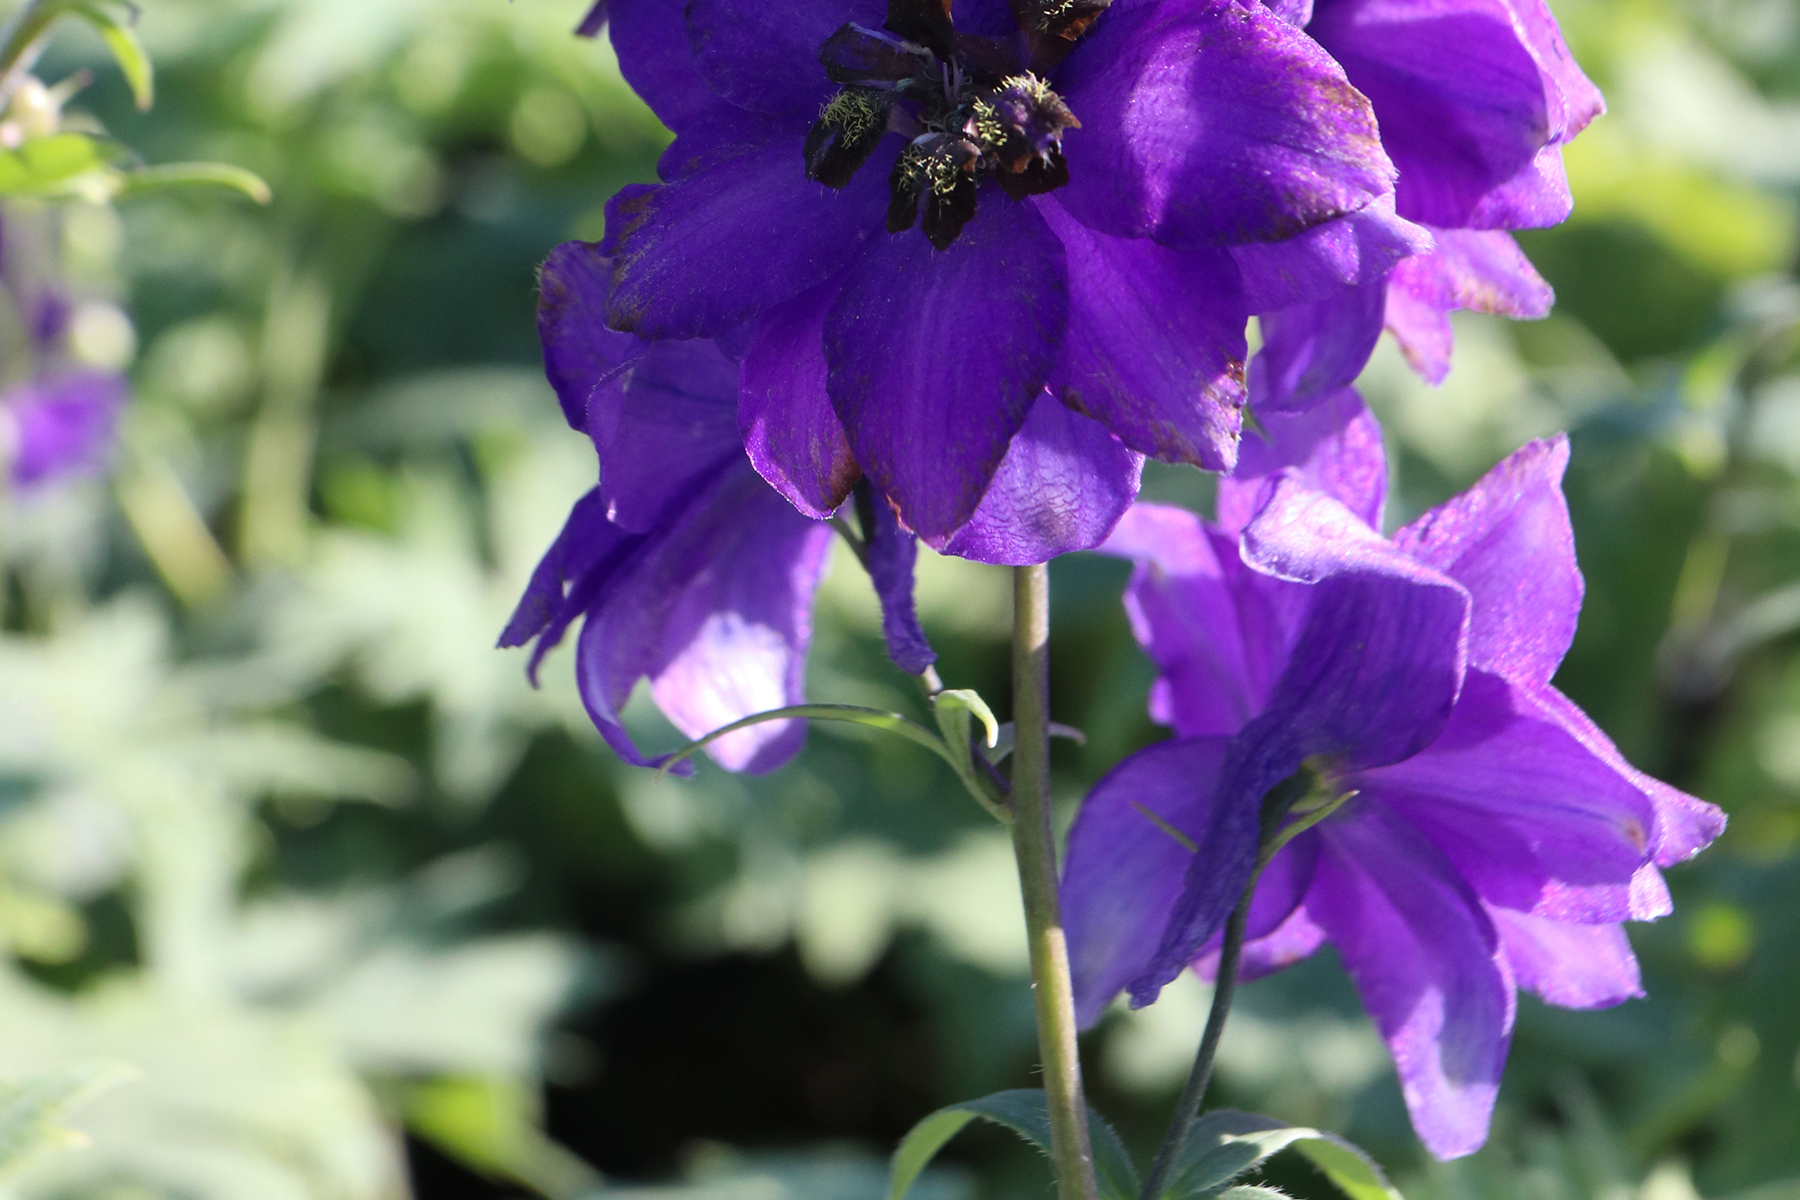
top-left (578, 2), bottom-right (608, 36)
top-left (1217, 387), bottom-right (1386, 537)
top-left (538, 240), bottom-right (647, 433)
top-left (1490, 908), bottom-right (1642, 1010)
top-left (1231, 198), bottom-right (1432, 312)
top-left (1099, 505), bottom-right (1306, 736)
top-left (1510, 0), bottom-right (1604, 141)
top-left (864, 490), bottom-right (938, 674)
top-left (741, 277), bottom-right (861, 518)
top-left (4, 372), bottom-right (125, 489)
top-left (1248, 279), bottom-right (1387, 414)
top-left (1526, 686), bottom-right (1726, 868)
top-left (1235, 898), bottom-right (1329, 982)
top-left (1312, 804), bottom-right (1512, 1160)
top-left (500, 488), bottom-right (648, 686)
top-left (1392, 435), bottom-right (1578, 690)
top-left (686, 0), bottom-right (883, 118)
top-left (577, 465), bottom-right (834, 773)
top-left (591, 340), bottom-right (743, 532)
top-left (1308, 0), bottom-right (1554, 228)
top-left (605, 131), bottom-right (891, 340)
top-left (606, 0), bottom-right (715, 132)
top-left (1360, 672), bottom-right (1658, 924)
top-left (1056, 0), bottom-right (1395, 248)
top-left (936, 392), bottom-right (1143, 565)
top-left (1061, 735), bottom-right (1232, 1027)
top-left (1465, 143), bottom-right (1573, 230)
top-left (1192, 829), bottom-right (1324, 982)
top-left (1038, 196), bottom-right (1247, 469)
top-left (825, 198), bottom-right (1069, 541)
top-left (1386, 229), bottom-right (1553, 384)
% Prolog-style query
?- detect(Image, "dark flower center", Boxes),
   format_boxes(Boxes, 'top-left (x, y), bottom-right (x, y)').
top-left (804, 0), bottom-right (1105, 249)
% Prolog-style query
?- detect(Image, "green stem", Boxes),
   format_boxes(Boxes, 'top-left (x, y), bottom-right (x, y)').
top-left (1136, 879), bottom-right (1256, 1200)
top-left (1011, 563), bottom-right (1099, 1200)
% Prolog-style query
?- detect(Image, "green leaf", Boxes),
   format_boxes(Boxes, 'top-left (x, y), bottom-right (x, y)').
top-left (68, 0), bottom-right (152, 110)
top-left (0, 1060), bottom-right (136, 1175)
top-left (1164, 1111), bottom-right (1400, 1200)
top-left (657, 704), bottom-right (959, 778)
top-left (0, 133), bottom-right (109, 195)
top-left (888, 1089), bottom-right (1140, 1200)
top-left (931, 689), bottom-right (1009, 821)
top-left (983, 721), bottom-right (1086, 766)
top-left (115, 161), bottom-right (273, 203)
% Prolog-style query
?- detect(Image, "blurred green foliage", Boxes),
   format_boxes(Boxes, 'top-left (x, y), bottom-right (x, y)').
top-left (0, 0), bottom-right (1794, 1197)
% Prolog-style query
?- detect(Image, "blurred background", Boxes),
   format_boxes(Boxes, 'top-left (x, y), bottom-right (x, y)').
top-left (0, 0), bottom-right (1796, 1196)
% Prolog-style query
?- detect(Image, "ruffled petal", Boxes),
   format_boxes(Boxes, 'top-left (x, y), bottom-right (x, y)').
top-left (741, 277), bottom-right (861, 518)
top-left (864, 489), bottom-right (938, 674)
top-left (605, 130), bottom-right (891, 339)
top-left (1312, 804), bottom-right (1513, 1160)
top-left (608, 0), bottom-right (716, 133)
top-left (1056, 0), bottom-right (1395, 248)
top-left (1061, 736), bottom-right (1232, 1027)
top-left (1386, 229), bottom-right (1553, 385)
top-left (1308, 0), bottom-right (1555, 228)
top-left (1249, 280), bottom-right (1387, 414)
top-left (1231, 197), bottom-right (1432, 312)
top-left (936, 392), bottom-right (1143, 565)
top-left (577, 465), bottom-right (835, 773)
top-left (591, 339), bottom-right (743, 532)
top-left (1392, 435), bottom-right (1578, 689)
top-left (686, 0), bottom-right (883, 118)
top-left (825, 198), bottom-right (1069, 541)
top-left (1507, 0), bottom-right (1604, 141)
top-left (1039, 197), bottom-right (1246, 469)
top-left (1360, 672), bottom-right (1658, 924)
top-left (1489, 908), bottom-right (1642, 1010)
top-left (1217, 387), bottom-right (1386, 537)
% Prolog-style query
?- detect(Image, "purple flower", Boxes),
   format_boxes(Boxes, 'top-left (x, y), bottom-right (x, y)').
top-left (587, 0), bottom-right (1404, 555)
top-left (2, 371), bottom-right (125, 490)
top-left (1061, 395), bottom-right (1724, 1158)
top-left (502, 241), bottom-right (936, 773)
top-left (1244, 0), bottom-right (1597, 410)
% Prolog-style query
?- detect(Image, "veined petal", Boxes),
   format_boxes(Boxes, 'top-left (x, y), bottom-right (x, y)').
top-left (592, 340), bottom-right (744, 532)
top-left (825, 198), bottom-right (1069, 541)
top-left (1386, 228), bottom-right (1553, 384)
top-left (1360, 672), bottom-right (1658, 924)
top-left (1061, 736), bottom-right (1232, 1027)
top-left (577, 466), bottom-right (834, 774)
top-left (1191, 830), bottom-right (1325, 983)
top-left (1056, 0), bottom-right (1395, 248)
top-left (1507, 0), bottom-right (1604, 141)
top-left (687, 0), bottom-right (883, 118)
top-left (609, 0), bottom-right (716, 133)
top-left (741, 277), bottom-right (861, 518)
top-left (605, 132), bottom-right (891, 339)
top-left (1490, 908), bottom-right (1642, 1009)
top-left (1313, 804), bottom-right (1513, 1160)
top-left (1217, 387), bottom-right (1387, 537)
top-left (1039, 197), bottom-right (1247, 470)
top-left (1249, 279), bottom-right (1387, 414)
top-left (1393, 435), bottom-right (1578, 690)
top-left (864, 490), bottom-right (938, 674)
top-left (537, 240), bottom-right (646, 432)
top-left (1232, 197), bottom-right (1432, 312)
top-left (936, 392), bottom-right (1143, 564)
top-left (1309, 0), bottom-right (1555, 228)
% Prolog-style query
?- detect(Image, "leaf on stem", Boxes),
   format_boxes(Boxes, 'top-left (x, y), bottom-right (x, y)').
top-left (887, 1089), bottom-right (1139, 1200)
top-left (0, 132), bottom-right (108, 195)
top-left (115, 161), bottom-right (273, 203)
top-left (65, 0), bottom-right (151, 110)
top-left (655, 703), bottom-right (958, 778)
top-left (1163, 1111), bottom-right (1401, 1200)
top-left (930, 688), bottom-right (1011, 822)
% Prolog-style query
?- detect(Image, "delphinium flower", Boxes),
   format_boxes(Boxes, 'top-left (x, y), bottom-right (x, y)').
top-left (502, 241), bottom-right (936, 774)
top-left (1245, 0), bottom-right (1601, 412)
top-left (0, 206), bottom-right (127, 493)
top-left (1060, 394), bottom-right (1725, 1157)
top-left (572, 0), bottom-right (1418, 560)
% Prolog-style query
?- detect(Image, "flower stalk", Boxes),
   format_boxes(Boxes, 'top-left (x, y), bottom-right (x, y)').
top-left (1010, 563), bottom-right (1100, 1200)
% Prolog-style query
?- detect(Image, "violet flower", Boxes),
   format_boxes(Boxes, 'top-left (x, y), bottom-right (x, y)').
top-left (1247, 0), bottom-right (1601, 410)
top-left (584, 0), bottom-right (1413, 556)
top-left (1061, 394), bottom-right (1724, 1157)
top-left (1, 371), bottom-right (125, 490)
top-left (502, 241), bottom-right (934, 774)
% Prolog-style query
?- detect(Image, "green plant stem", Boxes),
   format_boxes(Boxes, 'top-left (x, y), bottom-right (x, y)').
top-left (1010, 563), bottom-right (1100, 1200)
top-left (1137, 879), bottom-right (1257, 1200)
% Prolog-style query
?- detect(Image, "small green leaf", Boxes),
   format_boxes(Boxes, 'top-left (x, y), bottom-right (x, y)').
top-left (935, 688), bottom-right (999, 749)
top-left (888, 1089), bottom-right (1139, 1200)
top-left (1164, 1112), bottom-right (1400, 1200)
top-left (68, 0), bottom-right (152, 110)
top-left (931, 689), bottom-right (1009, 821)
top-left (657, 704), bottom-right (959, 777)
top-left (115, 161), bottom-right (272, 203)
top-left (0, 133), bottom-right (109, 195)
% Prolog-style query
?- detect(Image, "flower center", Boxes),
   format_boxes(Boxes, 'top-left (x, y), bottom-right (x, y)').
top-left (804, 0), bottom-right (1102, 250)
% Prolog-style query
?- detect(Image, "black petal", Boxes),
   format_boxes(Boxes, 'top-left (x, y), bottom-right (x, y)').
top-left (819, 23), bottom-right (932, 85)
top-left (884, 0), bottom-right (955, 58)
top-left (922, 177), bottom-right (978, 250)
top-left (996, 152), bottom-right (1069, 200)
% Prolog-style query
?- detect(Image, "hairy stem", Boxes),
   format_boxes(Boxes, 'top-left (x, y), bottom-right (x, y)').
top-left (1137, 880), bottom-right (1257, 1200)
top-left (1011, 563), bottom-right (1100, 1200)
